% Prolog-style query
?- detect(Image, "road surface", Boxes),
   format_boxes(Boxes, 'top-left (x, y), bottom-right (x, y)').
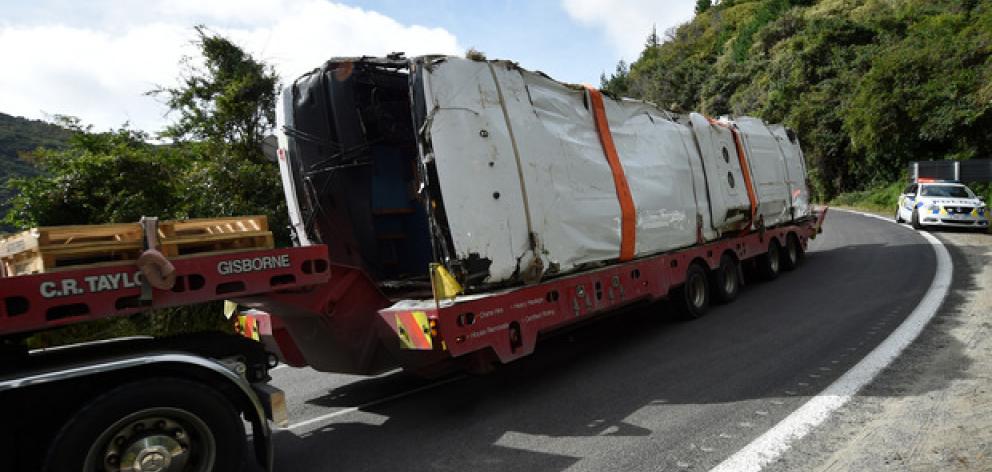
top-left (263, 210), bottom-right (938, 471)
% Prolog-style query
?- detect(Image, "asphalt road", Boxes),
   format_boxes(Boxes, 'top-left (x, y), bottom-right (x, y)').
top-left (263, 210), bottom-right (937, 472)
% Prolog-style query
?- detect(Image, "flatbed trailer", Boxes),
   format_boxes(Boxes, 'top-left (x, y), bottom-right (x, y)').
top-left (0, 209), bottom-right (825, 472)
top-left (239, 209), bottom-right (828, 379)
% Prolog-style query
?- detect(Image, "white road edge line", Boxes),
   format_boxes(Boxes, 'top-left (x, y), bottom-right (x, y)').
top-left (710, 208), bottom-right (952, 472)
top-left (284, 374), bottom-right (467, 432)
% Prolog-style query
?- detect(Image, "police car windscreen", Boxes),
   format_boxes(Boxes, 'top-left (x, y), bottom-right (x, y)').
top-left (921, 185), bottom-right (970, 198)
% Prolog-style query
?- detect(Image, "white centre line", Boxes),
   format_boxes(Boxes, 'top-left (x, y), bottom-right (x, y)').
top-left (710, 209), bottom-right (952, 472)
top-left (284, 374), bottom-right (467, 432)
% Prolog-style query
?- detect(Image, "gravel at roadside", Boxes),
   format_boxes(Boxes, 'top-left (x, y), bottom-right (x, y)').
top-left (766, 211), bottom-right (992, 471)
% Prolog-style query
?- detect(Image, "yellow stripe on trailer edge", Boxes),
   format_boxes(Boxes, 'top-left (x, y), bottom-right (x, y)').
top-left (396, 310), bottom-right (433, 350)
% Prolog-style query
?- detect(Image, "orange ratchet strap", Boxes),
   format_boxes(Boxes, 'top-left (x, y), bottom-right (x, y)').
top-left (586, 86), bottom-right (636, 261)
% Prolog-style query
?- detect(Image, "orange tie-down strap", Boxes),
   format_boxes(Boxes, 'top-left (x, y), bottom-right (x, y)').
top-left (586, 86), bottom-right (636, 261)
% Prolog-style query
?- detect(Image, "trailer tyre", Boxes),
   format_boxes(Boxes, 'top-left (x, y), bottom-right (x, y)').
top-left (711, 253), bottom-right (741, 304)
top-left (44, 377), bottom-right (246, 472)
top-left (782, 234), bottom-right (802, 271)
top-left (674, 263), bottom-right (710, 319)
top-left (757, 240), bottom-right (782, 280)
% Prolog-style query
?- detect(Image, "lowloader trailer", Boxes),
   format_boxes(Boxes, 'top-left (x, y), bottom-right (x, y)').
top-left (0, 55), bottom-right (826, 471)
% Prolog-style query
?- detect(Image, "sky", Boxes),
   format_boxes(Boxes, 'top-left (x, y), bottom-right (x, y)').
top-left (0, 0), bottom-right (696, 133)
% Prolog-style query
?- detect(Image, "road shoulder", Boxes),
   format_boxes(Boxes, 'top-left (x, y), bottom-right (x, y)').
top-left (766, 214), bottom-right (992, 471)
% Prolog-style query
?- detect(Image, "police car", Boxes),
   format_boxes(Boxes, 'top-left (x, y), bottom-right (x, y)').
top-left (896, 179), bottom-right (988, 230)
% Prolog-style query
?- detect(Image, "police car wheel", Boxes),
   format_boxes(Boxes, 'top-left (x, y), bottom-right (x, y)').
top-left (911, 209), bottom-right (923, 230)
top-left (895, 208), bottom-right (904, 223)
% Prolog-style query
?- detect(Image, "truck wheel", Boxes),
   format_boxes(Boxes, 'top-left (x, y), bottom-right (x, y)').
top-left (44, 378), bottom-right (246, 472)
top-left (674, 263), bottom-right (710, 319)
top-left (911, 209), bottom-right (923, 230)
top-left (757, 240), bottom-right (781, 280)
top-left (711, 253), bottom-right (740, 304)
top-left (781, 234), bottom-right (801, 271)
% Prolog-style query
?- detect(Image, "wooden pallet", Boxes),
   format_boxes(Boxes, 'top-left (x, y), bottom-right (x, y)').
top-left (0, 216), bottom-right (274, 276)
top-left (157, 216), bottom-right (273, 258)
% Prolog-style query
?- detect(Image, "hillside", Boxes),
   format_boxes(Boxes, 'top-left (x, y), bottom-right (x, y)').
top-left (602, 0), bottom-right (992, 199)
top-left (0, 112), bottom-right (71, 230)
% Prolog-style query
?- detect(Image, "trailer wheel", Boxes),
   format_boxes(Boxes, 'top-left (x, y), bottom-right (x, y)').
top-left (781, 234), bottom-right (802, 271)
top-left (44, 378), bottom-right (246, 472)
top-left (674, 263), bottom-right (710, 319)
top-left (711, 253), bottom-right (740, 304)
top-left (757, 240), bottom-right (782, 280)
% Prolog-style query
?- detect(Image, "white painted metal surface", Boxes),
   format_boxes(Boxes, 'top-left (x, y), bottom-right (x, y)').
top-left (733, 117), bottom-right (791, 227)
top-left (275, 92), bottom-right (312, 247)
top-left (689, 113), bottom-right (751, 234)
top-left (419, 57), bottom-right (810, 285)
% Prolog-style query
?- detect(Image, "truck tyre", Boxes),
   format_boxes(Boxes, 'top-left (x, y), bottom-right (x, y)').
top-left (711, 253), bottom-right (740, 304)
top-left (757, 240), bottom-right (782, 280)
top-left (674, 263), bottom-right (710, 319)
top-left (782, 234), bottom-right (802, 271)
top-left (44, 377), bottom-right (246, 472)
top-left (911, 209), bottom-right (923, 230)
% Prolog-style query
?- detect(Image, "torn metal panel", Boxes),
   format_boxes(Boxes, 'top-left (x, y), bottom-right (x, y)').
top-left (688, 113), bottom-right (751, 234)
top-left (733, 117), bottom-right (794, 228)
top-left (767, 124), bottom-right (812, 219)
top-left (278, 55), bottom-right (812, 292)
top-left (419, 58), bottom-right (534, 285)
top-left (422, 58), bottom-right (704, 283)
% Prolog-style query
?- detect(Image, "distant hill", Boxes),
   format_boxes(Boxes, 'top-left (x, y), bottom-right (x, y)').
top-left (0, 112), bottom-right (72, 230)
top-left (601, 0), bottom-right (992, 199)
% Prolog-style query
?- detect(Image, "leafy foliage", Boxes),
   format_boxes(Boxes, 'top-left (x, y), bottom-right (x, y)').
top-left (3, 119), bottom-right (189, 228)
top-left (2, 28), bottom-right (288, 346)
top-left (613, 0), bottom-right (992, 199)
top-left (151, 26), bottom-right (288, 244)
top-left (696, 0), bottom-right (713, 15)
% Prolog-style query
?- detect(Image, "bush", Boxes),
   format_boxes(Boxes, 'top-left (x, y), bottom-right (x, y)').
top-left (830, 181), bottom-right (905, 212)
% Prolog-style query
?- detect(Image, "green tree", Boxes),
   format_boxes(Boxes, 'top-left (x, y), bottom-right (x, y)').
top-left (154, 26), bottom-right (277, 161)
top-left (601, 0), bottom-right (992, 199)
top-left (3, 118), bottom-right (189, 228)
top-left (3, 27), bottom-right (292, 346)
top-left (600, 59), bottom-right (631, 97)
top-left (151, 26), bottom-right (289, 243)
top-left (695, 0), bottom-right (712, 15)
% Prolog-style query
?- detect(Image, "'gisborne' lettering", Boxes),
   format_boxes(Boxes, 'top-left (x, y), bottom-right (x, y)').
top-left (217, 255), bottom-right (291, 275)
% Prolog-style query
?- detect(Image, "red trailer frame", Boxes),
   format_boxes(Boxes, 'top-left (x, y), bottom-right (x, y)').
top-left (238, 209), bottom-right (827, 376)
top-left (0, 245), bottom-right (331, 337)
top-left (382, 211), bottom-right (827, 365)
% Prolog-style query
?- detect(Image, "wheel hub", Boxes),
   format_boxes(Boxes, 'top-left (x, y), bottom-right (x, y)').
top-left (122, 435), bottom-right (185, 472)
top-left (96, 413), bottom-right (203, 472)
